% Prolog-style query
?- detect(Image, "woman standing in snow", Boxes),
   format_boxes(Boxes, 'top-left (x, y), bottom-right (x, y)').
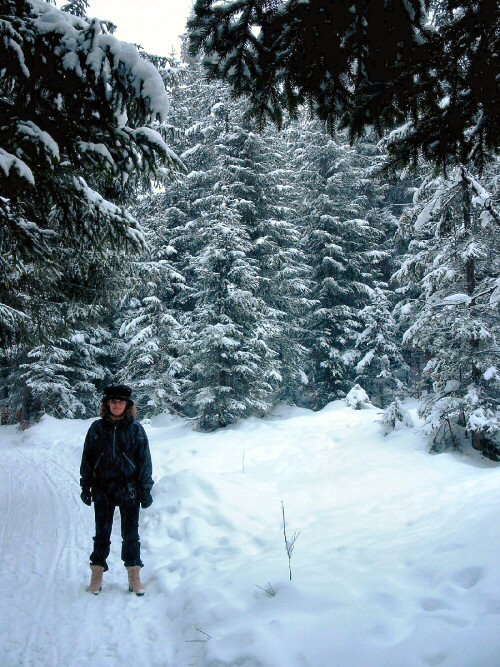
top-left (80, 385), bottom-right (154, 596)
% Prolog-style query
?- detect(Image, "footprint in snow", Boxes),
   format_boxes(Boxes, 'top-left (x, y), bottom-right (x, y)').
top-left (166, 500), bottom-right (182, 514)
top-left (423, 651), bottom-right (448, 666)
top-left (194, 477), bottom-right (218, 500)
top-left (420, 597), bottom-right (452, 612)
top-left (452, 566), bottom-right (485, 589)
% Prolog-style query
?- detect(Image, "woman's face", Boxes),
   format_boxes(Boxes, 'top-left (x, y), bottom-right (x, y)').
top-left (108, 398), bottom-right (127, 418)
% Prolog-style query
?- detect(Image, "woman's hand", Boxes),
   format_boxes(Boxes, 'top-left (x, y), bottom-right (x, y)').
top-left (80, 486), bottom-right (92, 506)
top-left (140, 489), bottom-right (153, 509)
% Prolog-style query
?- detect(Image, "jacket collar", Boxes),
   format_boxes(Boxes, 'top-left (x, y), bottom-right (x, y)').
top-left (103, 415), bottom-right (134, 427)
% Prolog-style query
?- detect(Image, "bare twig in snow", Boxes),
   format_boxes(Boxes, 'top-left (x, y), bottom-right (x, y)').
top-left (281, 500), bottom-right (300, 581)
top-left (185, 628), bottom-right (212, 643)
top-left (256, 582), bottom-right (277, 597)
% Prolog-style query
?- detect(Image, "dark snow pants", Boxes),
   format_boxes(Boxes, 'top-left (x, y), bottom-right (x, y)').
top-left (89, 488), bottom-right (143, 571)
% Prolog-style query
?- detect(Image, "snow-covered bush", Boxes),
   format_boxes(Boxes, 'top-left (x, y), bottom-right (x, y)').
top-left (345, 384), bottom-right (372, 410)
top-left (380, 399), bottom-right (414, 435)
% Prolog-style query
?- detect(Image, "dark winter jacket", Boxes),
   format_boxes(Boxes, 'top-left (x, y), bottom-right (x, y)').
top-left (80, 417), bottom-right (153, 499)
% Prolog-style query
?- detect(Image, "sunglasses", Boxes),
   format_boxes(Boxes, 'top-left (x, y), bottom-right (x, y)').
top-left (109, 398), bottom-right (127, 405)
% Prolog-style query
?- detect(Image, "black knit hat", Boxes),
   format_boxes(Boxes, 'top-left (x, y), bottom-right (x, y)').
top-left (103, 384), bottom-right (133, 401)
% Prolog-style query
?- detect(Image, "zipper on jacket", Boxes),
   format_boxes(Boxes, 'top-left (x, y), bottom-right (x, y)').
top-left (112, 424), bottom-right (117, 463)
top-left (93, 453), bottom-right (103, 471)
top-left (122, 452), bottom-right (136, 470)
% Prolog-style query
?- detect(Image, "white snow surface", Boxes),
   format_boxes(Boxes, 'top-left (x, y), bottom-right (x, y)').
top-left (1, 401), bottom-right (500, 667)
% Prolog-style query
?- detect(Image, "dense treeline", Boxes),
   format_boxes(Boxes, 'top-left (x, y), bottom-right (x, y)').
top-left (0, 1), bottom-right (498, 459)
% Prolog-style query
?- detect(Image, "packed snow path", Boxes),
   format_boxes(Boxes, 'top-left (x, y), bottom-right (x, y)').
top-left (1, 403), bottom-right (500, 667)
top-left (0, 441), bottom-right (180, 666)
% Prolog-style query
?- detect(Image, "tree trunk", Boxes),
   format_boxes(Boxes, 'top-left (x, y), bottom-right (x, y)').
top-left (20, 384), bottom-right (33, 429)
top-left (471, 430), bottom-right (484, 452)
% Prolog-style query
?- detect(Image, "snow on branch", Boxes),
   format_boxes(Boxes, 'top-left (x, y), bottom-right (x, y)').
top-left (130, 127), bottom-right (181, 164)
top-left (28, 0), bottom-right (170, 121)
top-left (0, 148), bottom-right (35, 184)
top-left (17, 121), bottom-right (60, 164)
top-left (0, 303), bottom-right (30, 330)
top-left (0, 18), bottom-right (30, 77)
top-left (72, 176), bottom-right (146, 248)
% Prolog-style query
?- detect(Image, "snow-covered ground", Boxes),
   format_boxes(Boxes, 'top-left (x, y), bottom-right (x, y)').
top-left (1, 401), bottom-right (499, 667)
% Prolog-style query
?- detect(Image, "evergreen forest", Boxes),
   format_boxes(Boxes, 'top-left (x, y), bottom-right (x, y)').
top-left (1, 0), bottom-right (498, 459)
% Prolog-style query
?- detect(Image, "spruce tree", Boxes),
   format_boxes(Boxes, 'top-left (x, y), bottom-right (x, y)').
top-left (132, 53), bottom-right (311, 426)
top-left (117, 242), bottom-right (185, 417)
top-left (394, 166), bottom-right (499, 456)
top-left (212, 112), bottom-right (312, 405)
top-left (293, 120), bottom-right (391, 406)
top-left (354, 289), bottom-right (408, 408)
top-left (181, 199), bottom-right (277, 430)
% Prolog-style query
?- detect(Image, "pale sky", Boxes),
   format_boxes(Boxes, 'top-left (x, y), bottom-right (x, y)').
top-left (87, 0), bottom-right (194, 56)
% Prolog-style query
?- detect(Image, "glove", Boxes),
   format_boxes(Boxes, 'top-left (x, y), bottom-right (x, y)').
top-left (80, 486), bottom-right (92, 506)
top-left (140, 489), bottom-right (153, 509)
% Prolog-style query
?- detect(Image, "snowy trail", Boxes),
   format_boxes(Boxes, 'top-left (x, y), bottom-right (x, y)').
top-left (1, 404), bottom-right (500, 667)
top-left (1, 446), bottom-right (79, 665)
top-left (0, 440), bottom-right (183, 667)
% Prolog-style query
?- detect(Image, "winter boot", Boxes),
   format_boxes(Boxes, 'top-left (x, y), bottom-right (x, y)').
top-left (127, 565), bottom-right (145, 596)
top-left (87, 565), bottom-right (104, 595)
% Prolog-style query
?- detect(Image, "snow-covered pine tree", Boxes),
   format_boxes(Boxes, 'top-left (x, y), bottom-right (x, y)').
top-left (380, 397), bottom-right (414, 435)
top-left (181, 199), bottom-right (278, 431)
top-left (243, 126), bottom-right (313, 404)
top-left (0, 253), bottom-right (129, 422)
top-left (294, 120), bottom-right (390, 406)
top-left (176, 98), bottom-right (281, 428)
top-left (133, 52), bottom-right (311, 424)
top-left (11, 330), bottom-right (110, 423)
top-left (0, 0), bottom-right (181, 421)
top-left (394, 166), bottom-right (500, 457)
top-left (204, 106), bottom-right (312, 406)
top-left (117, 242), bottom-right (185, 417)
top-left (354, 288), bottom-right (408, 407)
